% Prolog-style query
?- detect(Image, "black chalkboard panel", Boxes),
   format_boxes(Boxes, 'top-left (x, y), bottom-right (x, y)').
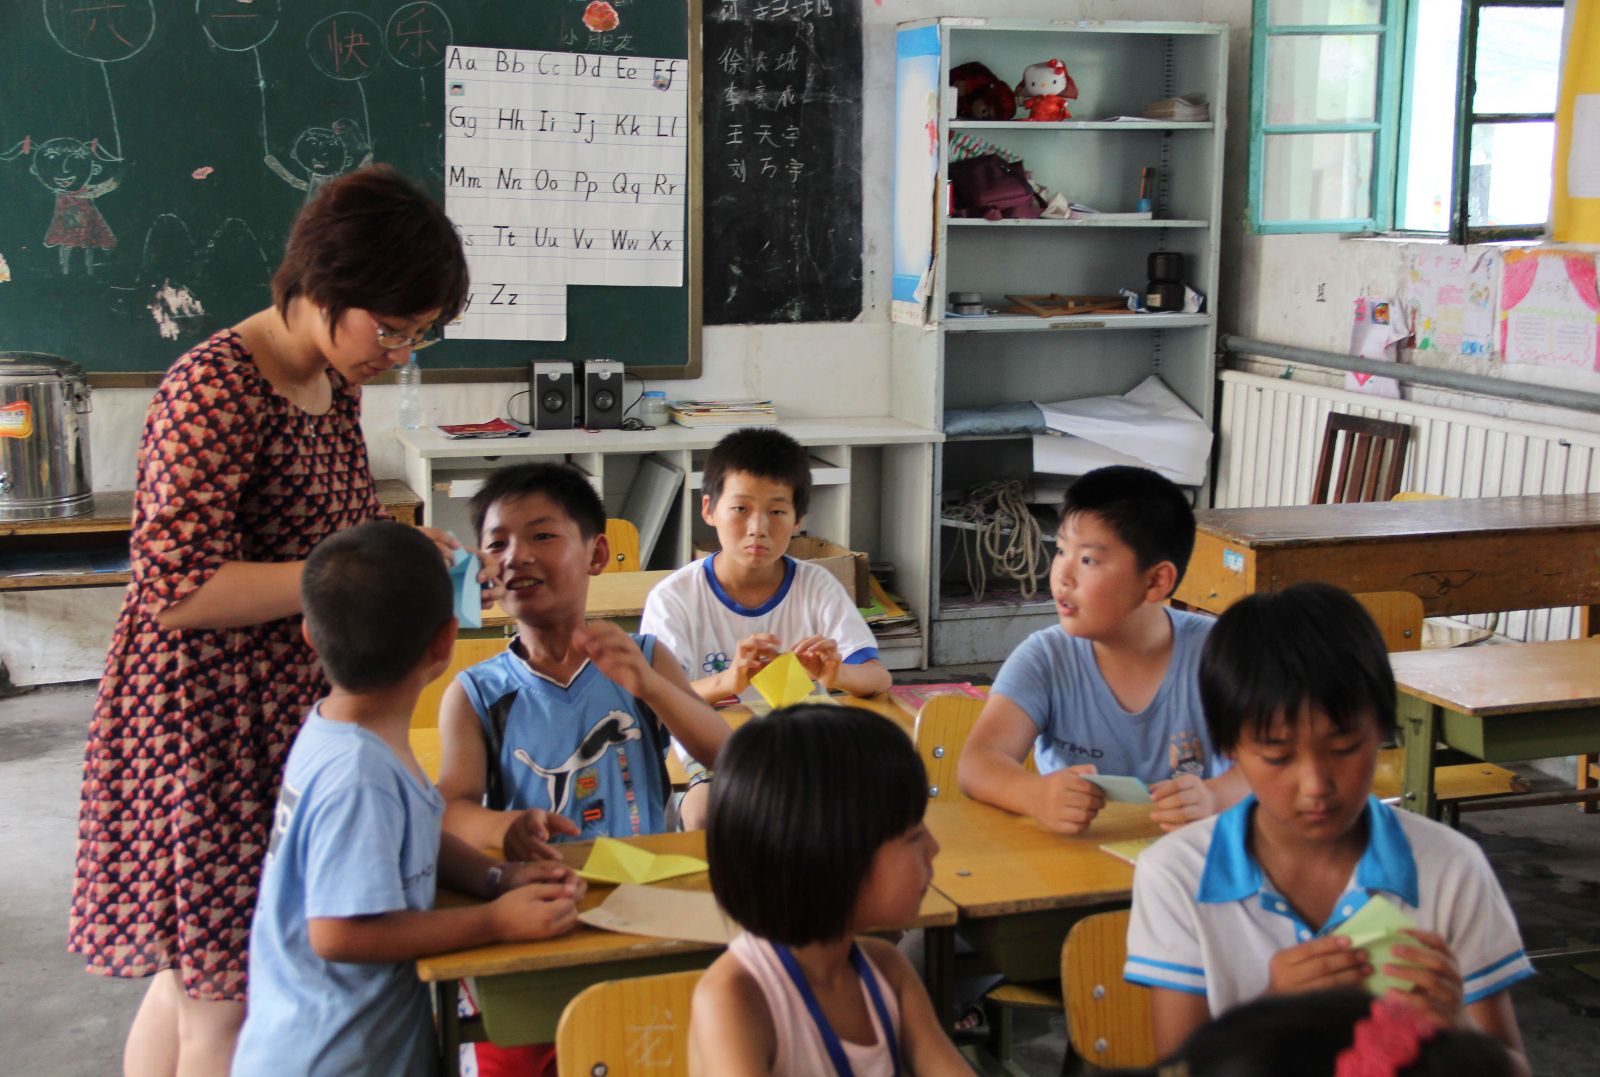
top-left (702, 0), bottom-right (862, 324)
top-left (0, 1), bottom-right (698, 381)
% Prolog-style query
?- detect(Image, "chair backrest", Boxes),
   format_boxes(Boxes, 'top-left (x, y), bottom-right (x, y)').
top-left (410, 637), bottom-right (508, 729)
top-left (1351, 590), bottom-right (1424, 653)
top-left (1060, 909), bottom-right (1155, 1069)
top-left (913, 695), bottom-right (986, 800)
top-left (555, 969), bottom-right (704, 1077)
top-left (1312, 413), bottom-right (1412, 504)
top-left (605, 518), bottom-right (642, 573)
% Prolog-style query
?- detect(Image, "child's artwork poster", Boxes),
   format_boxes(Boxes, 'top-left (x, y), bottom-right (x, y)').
top-left (1500, 249), bottom-right (1600, 370)
top-left (1346, 295), bottom-right (1407, 398)
top-left (891, 25), bottom-right (940, 326)
top-left (1403, 248), bottom-right (1498, 359)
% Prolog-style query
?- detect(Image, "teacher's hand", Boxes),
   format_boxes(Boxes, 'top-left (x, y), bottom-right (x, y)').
top-left (416, 526), bottom-right (504, 607)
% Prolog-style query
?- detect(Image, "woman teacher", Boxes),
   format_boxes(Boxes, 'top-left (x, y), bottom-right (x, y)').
top-left (70, 165), bottom-right (473, 1075)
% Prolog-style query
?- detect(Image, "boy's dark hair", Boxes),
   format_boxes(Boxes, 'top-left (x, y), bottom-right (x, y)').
top-left (273, 164), bottom-right (469, 339)
top-left (707, 705), bottom-right (926, 946)
top-left (1061, 466), bottom-right (1196, 593)
top-left (1128, 988), bottom-right (1517, 1077)
top-left (1198, 582), bottom-right (1398, 754)
top-left (301, 521), bottom-right (453, 693)
top-left (701, 427), bottom-right (812, 519)
top-left (468, 462), bottom-right (606, 540)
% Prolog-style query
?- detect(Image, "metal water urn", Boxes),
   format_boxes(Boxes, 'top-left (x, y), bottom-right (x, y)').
top-left (0, 352), bottom-right (93, 521)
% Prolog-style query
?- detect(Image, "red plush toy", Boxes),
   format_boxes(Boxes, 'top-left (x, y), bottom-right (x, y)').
top-left (949, 61), bottom-right (1017, 121)
top-left (1015, 58), bottom-right (1078, 122)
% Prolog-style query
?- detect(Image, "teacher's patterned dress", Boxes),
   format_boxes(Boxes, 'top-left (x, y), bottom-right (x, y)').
top-left (69, 330), bottom-right (385, 1001)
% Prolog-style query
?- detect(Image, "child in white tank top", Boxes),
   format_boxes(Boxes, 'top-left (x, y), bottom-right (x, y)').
top-left (688, 704), bottom-right (966, 1076)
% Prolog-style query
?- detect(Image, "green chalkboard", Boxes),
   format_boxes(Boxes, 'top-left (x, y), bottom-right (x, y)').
top-left (0, 1), bottom-right (699, 384)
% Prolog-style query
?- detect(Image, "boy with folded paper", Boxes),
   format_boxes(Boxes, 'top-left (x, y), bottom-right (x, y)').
top-left (436, 463), bottom-right (730, 858)
top-left (1124, 584), bottom-right (1531, 1073)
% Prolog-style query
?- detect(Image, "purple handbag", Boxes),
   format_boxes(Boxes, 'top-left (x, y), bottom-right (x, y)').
top-left (948, 153), bottom-right (1046, 220)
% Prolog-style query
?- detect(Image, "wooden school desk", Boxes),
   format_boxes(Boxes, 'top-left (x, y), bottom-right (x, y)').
top-left (1174, 493), bottom-right (1600, 624)
top-left (926, 799), bottom-right (1164, 989)
top-left (1390, 638), bottom-right (1600, 819)
top-left (417, 831), bottom-right (959, 1074)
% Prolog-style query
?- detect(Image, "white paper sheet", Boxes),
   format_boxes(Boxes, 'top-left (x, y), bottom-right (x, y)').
top-left (443, 45), bottom-right (689, 340)
top-left (1032, 376), bottom-right (1213, 485)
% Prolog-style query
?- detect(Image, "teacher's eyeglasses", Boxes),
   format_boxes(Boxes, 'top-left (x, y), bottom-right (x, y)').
top-left (370, 315), bottom-right (443, 352)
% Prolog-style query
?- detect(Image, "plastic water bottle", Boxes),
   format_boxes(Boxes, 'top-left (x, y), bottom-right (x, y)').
top-left (397, 352), bottom-right (423, 430)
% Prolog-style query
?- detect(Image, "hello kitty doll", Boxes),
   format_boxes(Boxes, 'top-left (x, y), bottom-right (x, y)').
top-left (1015, 58), bottom-right (1078, 122)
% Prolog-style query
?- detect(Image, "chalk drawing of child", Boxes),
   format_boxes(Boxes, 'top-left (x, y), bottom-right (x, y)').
top-left (1, 136), bottom-right (123, 275)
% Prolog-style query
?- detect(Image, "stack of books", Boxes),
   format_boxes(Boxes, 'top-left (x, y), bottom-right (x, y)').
top-left (1142, 95), bottom-right (1209, 121)
top-left (667, 399), bottom-right (778, 428)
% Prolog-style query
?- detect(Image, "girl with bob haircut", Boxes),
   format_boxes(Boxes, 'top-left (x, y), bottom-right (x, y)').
top-left (70, 164), bottom-right (487, 1075)
top-left (690, 704), bottom-right (967, 1075)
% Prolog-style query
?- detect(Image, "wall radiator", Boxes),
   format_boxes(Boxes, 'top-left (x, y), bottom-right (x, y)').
top-left (1216, 369), bottom-right (1600, 643)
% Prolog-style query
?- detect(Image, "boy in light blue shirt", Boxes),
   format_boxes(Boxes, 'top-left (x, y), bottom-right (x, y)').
top-left (234, 522), bottom-right (585, 1077)
top-left (958, 466), bottom-right (1249, 835)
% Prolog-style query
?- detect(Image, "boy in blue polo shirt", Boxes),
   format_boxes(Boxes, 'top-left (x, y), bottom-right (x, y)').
top-left (234, 522), bottom-right (585, 1077)
top-left (1125, 583), bottom-right (1531, 1072)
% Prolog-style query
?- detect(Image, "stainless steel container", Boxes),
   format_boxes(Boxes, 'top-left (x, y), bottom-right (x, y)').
top-left (0, 352), bottom-right (93, 521)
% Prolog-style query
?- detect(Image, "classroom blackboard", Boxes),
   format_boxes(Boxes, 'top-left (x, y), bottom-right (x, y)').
top-left (0, 1), bottom-right (700, 383)
top-left (702, 0), bottom-right (863, 324)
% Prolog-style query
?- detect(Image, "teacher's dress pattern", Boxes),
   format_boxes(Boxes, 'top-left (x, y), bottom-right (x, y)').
top-left (68, 330), bottom-right (385, 1001)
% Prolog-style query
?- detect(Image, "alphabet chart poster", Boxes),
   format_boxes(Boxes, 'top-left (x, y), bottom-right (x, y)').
top-left (444, 45), bottom-right (688, 340)
top-left (1500, 249), bottom-right (1600, 370)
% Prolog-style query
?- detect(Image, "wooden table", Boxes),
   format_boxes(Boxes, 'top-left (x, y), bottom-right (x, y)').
top-left (418, 830), bottom-right (958, 1073)
top-left (1391, 637), bottom-right (1600, 818)
top-left (480, 568), bottom-right (673, 630)
top-left (926, 799), bottom-right (1163, 985)
top-left (0, 479), bottom-right (422, 592)
top-left (1174, 494), bottom-right (1600, 624)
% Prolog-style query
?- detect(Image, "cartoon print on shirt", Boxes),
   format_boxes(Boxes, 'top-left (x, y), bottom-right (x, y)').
top-left (1169, 730), bottom-right (1205, 777)
top-left (512, 710), bottom-right (640, 813)
top-left (267, 782), bottom-right (301, 859)
top-left (701, 651), bottom-right (730, 675)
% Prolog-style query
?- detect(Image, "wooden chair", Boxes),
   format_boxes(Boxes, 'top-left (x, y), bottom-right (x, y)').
top-left (1311, 413), bottom-right (1412, 505)
top-left (605, 517), bottom-right (642, 573)
top-left (913, 694), bottom-right (1054, 1060)
top-left (411, 637), bottom-right (508, 729)
top-left (913, 694), bottom-right (986, 801)
top-left (1352, 591), bottom-right (1424, 653)
top-left (555, 970), bottom-right (703, 1077)
top-left (1060, 909), bottom-right (1155, 1070)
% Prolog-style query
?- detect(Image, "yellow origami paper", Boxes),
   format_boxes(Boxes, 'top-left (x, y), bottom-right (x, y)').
top-left (575, 837), bottom-right (708, 885)
top-left (750, 652), bottom-right (817, 709)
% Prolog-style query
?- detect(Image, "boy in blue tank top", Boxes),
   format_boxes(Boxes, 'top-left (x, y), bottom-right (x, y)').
top-left (958, 466), bottom-right (1250, 835)
top-left (235, 522), bottom-right (585, 1077)
top-left (437, 463), bottom-right (730, 857)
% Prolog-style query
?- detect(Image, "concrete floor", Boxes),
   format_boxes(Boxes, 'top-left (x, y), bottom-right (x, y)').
top-left (6, 682), bottom-right (1600, 1075)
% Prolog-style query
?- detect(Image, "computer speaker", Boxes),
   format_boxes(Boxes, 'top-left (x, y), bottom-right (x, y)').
top-left (530, 361), bottom-right (575, 429)
top-left (584, 359), bottom-right (624, 429)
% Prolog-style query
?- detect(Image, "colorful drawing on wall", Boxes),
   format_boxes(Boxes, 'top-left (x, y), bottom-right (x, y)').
top-left (1500, 249), bottom-right (1600, 370)
top-left (1403, 247), bottom-right (1498, 359)
top-left (1346, 296), bottom-right (1408, 398)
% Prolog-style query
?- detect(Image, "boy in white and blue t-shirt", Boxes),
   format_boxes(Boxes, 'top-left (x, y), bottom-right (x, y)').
top-left (641, 427), bottom-right (891, 827)
top-left (959, 466), bottom-right (1249, 835)
top-left (234, 522), bottom-right (584, 1077)
top-left (437, 463), bottom-right (729, 855)
top-left (1125, 583), bottom-right (1531, 1071)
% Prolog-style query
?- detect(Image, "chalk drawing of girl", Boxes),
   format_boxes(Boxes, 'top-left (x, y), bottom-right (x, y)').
top-left (1, 136), bottom-right (123, 275)
top-left (264, 118), bottom-right (371, 200)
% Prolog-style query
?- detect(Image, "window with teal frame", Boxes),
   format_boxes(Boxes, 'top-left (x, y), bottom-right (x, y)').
top-left (1250, 0), bottom-right (1566, 241)
top-left (1249, 0), bottom-right (1405, 234)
